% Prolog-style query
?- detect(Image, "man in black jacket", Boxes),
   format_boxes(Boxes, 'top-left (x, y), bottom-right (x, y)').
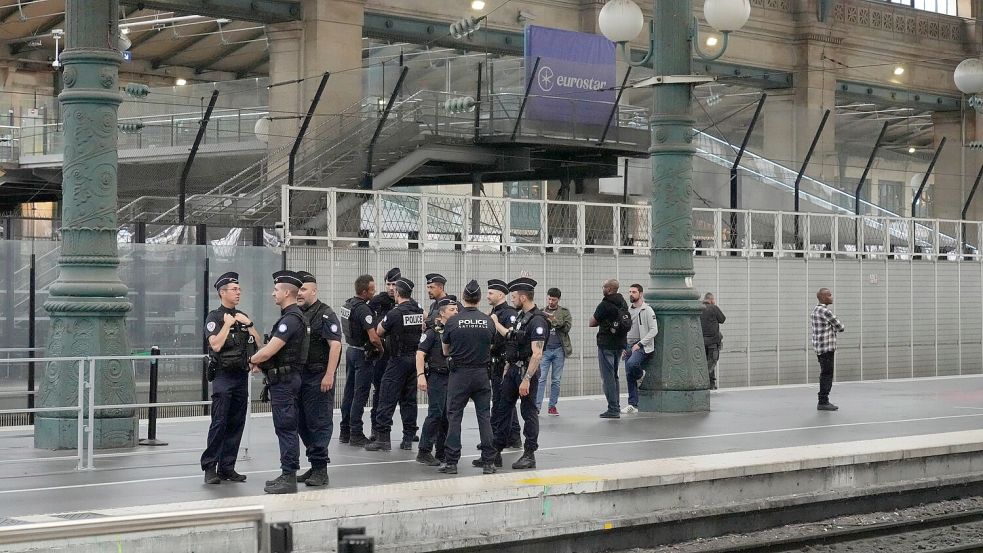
top-left (701, 293), bottom-right (726, 390)
top-left (589, 279), bottom-right (629, 419)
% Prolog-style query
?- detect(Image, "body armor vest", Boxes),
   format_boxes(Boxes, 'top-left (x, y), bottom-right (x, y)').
top-left (302, 301), bottom-right (333, 369)
top-left (390, 301), bottom-right (424, 357)
top-left (426, 329), bottom-right (448, 373)
top-left (271, 307), bottom-right (309, 371)
top-left (507, 308), bottom-right (545, 363)
top-left (340, 297), bottom-right (370, 347)
top-left (211, 314), bottom-right (251, 371)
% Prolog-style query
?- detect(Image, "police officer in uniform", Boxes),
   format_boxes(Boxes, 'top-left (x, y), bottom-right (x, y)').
top-left (367, 268), bottom-right (399, 441)
top-left (490, 277), bottom-right (548, 470)
top-left (339, 275), bottom-right (384, 447)
top-left (415, 297), bottom-right (458, 466)
top-left (441, 280), bottom-right (497, 474)
top-left (294, 271), bottom-right (342, 487)
top-left (248, 270), bottom-right (309, 494)
top-left (201, 272), bottom-right (262, 484)
top-left (366, 277), bottom-right (424, 452)
top-left (425, 273), bottom-right (450, 326)
top-left (487, 279), bottom-right (522, 449)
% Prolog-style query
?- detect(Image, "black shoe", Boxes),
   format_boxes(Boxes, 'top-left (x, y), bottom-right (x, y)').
top-left (264, 473), bottom-right (297, 494)
top-left (296, 467), bottom-right (313, 483)
top-left (506, 438), bottom-right (523, 449)
top-left (437, 463), bottom-right (458, 474)
top-left (817, 402), bottom-right (839, 411)
top-left (512, 452), bottom-right (536, 470)
top-left (413, 434), bottom-right (420, 442)
top-left (339, 432), bottom-right (351, 444)
top-left (399, 438), bottom-right (414, 450)
top-left (599, 411), bottom-right (621, 419)
top-left (349, 434), bottom-right (369, 447)
top-left (472, 452), bottom-right (502, 468)
top-left (203, 466), bottom-right (220, 485)
top-left (218, 469), bottom-right (246, 482)
top-left (417, 452), bottom-right (441, 466)
top-left (483, 464), bottom-right (497, 475)
top-left (304, 467), bottom-right (329, 487)
top-left (365, 433), bottom-right (391, 451)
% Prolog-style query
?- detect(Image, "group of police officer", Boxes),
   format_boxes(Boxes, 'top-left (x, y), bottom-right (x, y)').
top-left (201, 267), bottom-right (551, 493)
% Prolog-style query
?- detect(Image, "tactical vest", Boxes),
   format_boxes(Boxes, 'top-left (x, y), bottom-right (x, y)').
top-left (302, 301), bottom-right (334, 369)
top-left (211, 312), bottom-right (251, 371)
top-left (340, 297), bottom-right (370, 347)
top-left (390, 302), bottom-right (424, 357)
top-left (508, 308), bottom-right (546, 363)
top-left (490, 303), bottom-right (515, 362)
top-left (425, 329), bottom-right (448, 373)
top-left (271, 308), bottom-right (310, 371)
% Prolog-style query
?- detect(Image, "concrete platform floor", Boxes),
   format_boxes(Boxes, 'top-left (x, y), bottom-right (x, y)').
top-left (1, 376), bottom-right (983, 521)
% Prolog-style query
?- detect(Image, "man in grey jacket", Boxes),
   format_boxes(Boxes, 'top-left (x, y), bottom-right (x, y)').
top-left (622, 283), bottom-right (658, 414)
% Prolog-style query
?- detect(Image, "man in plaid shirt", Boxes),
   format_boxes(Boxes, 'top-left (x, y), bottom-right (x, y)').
top-left (811, 288), bottom-right (845, 411)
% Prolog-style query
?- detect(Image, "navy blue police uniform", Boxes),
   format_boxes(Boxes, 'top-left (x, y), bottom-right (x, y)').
top-left (263, 271), bottom-right (308, 492)
top-left (441, 280), bottom-right (497, 473)
top-left (366, 267), bottom-right (399, 438)
top-left (338, 286), bottom-right (377, 445)
top-left (491, 277), bottom-right (548, 470)
top-left (366, 277), bottom-right (423, 451)
top-left (200, 272), bottom-right (254, 481)
top-left (295, 271), bottom-right (341, 486)
top-left (425, 273), bottom-right (448, 328)
top-left (416, 297), bottom-right (455, 465)
top-left (488, 279), bottom-right (522, 448)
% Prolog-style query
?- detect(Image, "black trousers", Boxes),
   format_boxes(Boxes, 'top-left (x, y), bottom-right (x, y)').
top-left (490, 362), bottom-right (521, 444)
top-left (419, 371), bottom-right (448, 460)
top-left (298, 369), bottom-right (334, 469)
top-left (372, 355), bottom-right (418, 439)
top-left (492, 364), bottom-right (539, 452)
top-left (817, 351), bottom-right (835, 403)
top-left (445, 366), bottom-right (495, 465)
top-left (270, 371), bottom-right (302, 473)
top-left (200, 370), bottom-right (248, 472)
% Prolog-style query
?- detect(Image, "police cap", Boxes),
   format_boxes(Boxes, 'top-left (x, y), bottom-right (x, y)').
top-left (436, 296), bottom-right (457, 308)
top-left (394, 277), bottom-right (415, 296)
top-left (425, 273), bottom-right (447, 285)
top-left (508, 277), bottom-right (537, 292)
top-left (214, 271), bottom-right (239, 290)
top-left (487, 279), bottom-right (509, 294)
top-left (272, 270), bottom-right (303, 288)
top-left (464, 279), bottom-right (481, 297)
top-left (385, 267), bottom-right (401, 283)
top-left (296, 270), bottom-right (317, 284)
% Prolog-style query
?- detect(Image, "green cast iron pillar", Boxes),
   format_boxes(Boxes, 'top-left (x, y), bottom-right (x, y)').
top-left (638, 0), bottom-right (709, 412)
top-left (35, 0), bottom-right (137, 449)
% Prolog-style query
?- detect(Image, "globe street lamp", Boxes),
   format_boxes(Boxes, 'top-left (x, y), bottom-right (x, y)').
top-left (954, 58), bottom-right (983, 113)
top-left (598, 0), bottom-right (749, 412)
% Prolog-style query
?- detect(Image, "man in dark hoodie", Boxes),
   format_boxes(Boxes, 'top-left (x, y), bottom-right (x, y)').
top-left (589, 279), bottom-right (629, 419)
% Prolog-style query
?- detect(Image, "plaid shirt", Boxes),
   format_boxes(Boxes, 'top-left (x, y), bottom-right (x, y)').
top-left (811, 303), bottom-right (845, 354)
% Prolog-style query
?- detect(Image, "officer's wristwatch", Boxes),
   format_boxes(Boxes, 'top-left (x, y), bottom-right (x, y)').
top-left (243, 322), bottom-right (254, 328)
top-left (522, 373), bottom-right (532, 381)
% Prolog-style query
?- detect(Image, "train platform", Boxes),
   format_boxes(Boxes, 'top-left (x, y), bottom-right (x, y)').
top-left (2, 375), bottom-right (983, 551)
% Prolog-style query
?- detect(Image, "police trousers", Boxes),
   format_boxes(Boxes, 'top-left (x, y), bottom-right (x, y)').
top-left (445, 366), bottom-right (495, 465)
top-left (270, 371), bottom-right (302, 473)
top-left (372, 355), bottom-right (418, 439)
top-left (200, 370), bottom-right (248, 472)
top-left (492, 364), bottom-right (539, 453)
top-left (490, 361), bottom-right (521, 445)
top-left (298, 368), bottom-right (334, 469)
top-left (341, 348), bottom-right (371, 437)
top-left (419, 371), bottom-right (448, 459)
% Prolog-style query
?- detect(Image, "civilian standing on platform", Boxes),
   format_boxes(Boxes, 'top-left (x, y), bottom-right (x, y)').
top-left (700, 293), bottom-right (726, 390)
top-left (201, 272), bottom-right (262, 485)
top-left (416, 297), bottom-right (458, 466)
top-left (367, 268), bottom-right (400, 441)
top-left (811, 288), bottom-right (845, 411)
top-left (536, 288), bottom-right (572, 416)
top-left (622, 284), bottom-right (657, 414)
top-left (589, 279), bottom-right (631, 419)
top-left (339, 275), bottom-right (384, 447)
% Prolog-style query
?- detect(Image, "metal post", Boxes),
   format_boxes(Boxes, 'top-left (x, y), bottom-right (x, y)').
top-left (598, 67), bottom-right (632, 146)
top-left (37, 0), bottom-right (137, 449)
top-left (912, 137), bottom-right (946, 218)
top-left (363, 66), bottom-right (409, 189)
top-left (179, 89), bottom-right (220, 224)
top-left (27, 253), bottom-right (35, 423)
top-left (511, 57), bottom-right (541, 142)
top-left (201, 242), bottom-right (210, 416)
top-left (139, 346), bottom-right (167, 446)
top-left (289, 73), bottom-right (330, 189)
top-left (474, 62), bottom-right (482, 143)
top-left (793, 109), bottom-right (830, 246)
top-left (730, 93), bottom-right (767, 250)
top-left (855, 121), bottom-right (890, 216)
top-left (961, 164), bottom-right (983, 253)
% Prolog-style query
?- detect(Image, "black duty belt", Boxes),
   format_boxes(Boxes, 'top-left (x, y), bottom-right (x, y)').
top-left (347, 345), bottom-right (366, 350)
top-left (456, 365), bottom-right (490, 370)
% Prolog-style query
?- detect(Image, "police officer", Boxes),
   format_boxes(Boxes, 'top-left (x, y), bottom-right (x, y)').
top-left (425, 273), bottom-right (450, 326)
top-left (490, 277), bottom-right (548, 470)
top-left (201, 272), bottom-right (262, 485)
top-left (248, 270), bottom-right (308, 494)
top-left (367, 268), bottom-right (399, 441)
top-left (441, 280), bottom-right (497, 474)
top-left (294, 271), bottom-right (342, 487)
top-left (339, 274), bottom-right (384, 447)
top-left (487, 279), bottom-right (522, 449)
top-left (415, 297), bottom-right (458, 466)
top-left (366, 277), bottom-right (423, 452)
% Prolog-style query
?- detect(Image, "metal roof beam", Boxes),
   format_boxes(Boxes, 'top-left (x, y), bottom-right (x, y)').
top-left (236, 51), bottom-right (269, 78)
top-left (151, 24), bottom-right (220, 68)
top-left (120, 0), bottom-right (300, 24)
top-left (193, 28), bottom-right (265, 73)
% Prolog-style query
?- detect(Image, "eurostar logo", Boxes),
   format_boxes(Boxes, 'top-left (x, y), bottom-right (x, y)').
top-left (538, 66), bottom-right (555, 92)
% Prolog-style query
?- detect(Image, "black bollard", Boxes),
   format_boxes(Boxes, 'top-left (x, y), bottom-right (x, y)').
top-left (139, 346), bottom-right (168, 446)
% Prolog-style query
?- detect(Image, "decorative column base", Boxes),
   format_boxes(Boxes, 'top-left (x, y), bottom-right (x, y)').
top-left (638, 302), bottom-right (710, 413)
top-left (35, 416), bottom-right (138, 450)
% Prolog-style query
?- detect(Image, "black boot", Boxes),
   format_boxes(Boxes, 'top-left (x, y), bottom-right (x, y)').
top-left (339, 431), bottom-right (350, 444)
top-left (472, 451), bottom-right (502, 468)
top-left (349, 433), bottom-right (369, 447)
top-left (506, 437), bottom-right (523, 449)
top-left (437, 463), bottom-right (458, 474)
top-left (512, 451), bottom-right (536, 470)
top-left (365, 432), bottom-right (391, 451)
top-left (218, 469), bottom-right (246, 482)
top-left (296, 467), bottom-right (313, 483)
top-left (416, 451), bottom-right (441, 466)
top-left (482, 463), bottom-right (497, 475)
top-left (264, 472), bottom-right (298, 494)
top-left (304, 467), bottom-right (329, 487)
top-left (399, 437), bottom-right (414, 450)
top-left (203, 466), bottom-right (220, 485)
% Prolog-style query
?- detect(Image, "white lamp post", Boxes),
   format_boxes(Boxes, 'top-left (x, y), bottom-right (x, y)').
top-left (954, 58), bottom-right (983, 112)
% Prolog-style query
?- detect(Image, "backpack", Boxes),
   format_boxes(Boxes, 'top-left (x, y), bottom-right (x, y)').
top-left (604, 304), bottom-right (633, 337)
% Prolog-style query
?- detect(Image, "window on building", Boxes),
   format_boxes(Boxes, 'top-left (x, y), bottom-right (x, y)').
top-left (886, 0), bottom-right (957, 16)
top-left (877, 180), bottom-right (904, 216)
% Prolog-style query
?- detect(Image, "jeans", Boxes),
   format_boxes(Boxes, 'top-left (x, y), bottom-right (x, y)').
top-left (598, 347), bottom-right (621, 413)
top-left (817, 351), bottom-right (835, 403)
top-left (200, 370), bottom-right (248, 472)
top-left (624, 347), bottom-right (649, 408)
top-left (535, 347), bottom-right (565, 411)
top-left (419, 371), bottom-right (449, 460)
top-left (298, 368), bottom-right (334, 469)
top-left (705, 343), bottom-right (721, 388)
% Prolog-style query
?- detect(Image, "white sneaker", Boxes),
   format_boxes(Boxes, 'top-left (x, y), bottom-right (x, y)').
top-left (620, 405), bottom-right (638, 414)
top-left (638, 370), bottom-right (646, 383)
